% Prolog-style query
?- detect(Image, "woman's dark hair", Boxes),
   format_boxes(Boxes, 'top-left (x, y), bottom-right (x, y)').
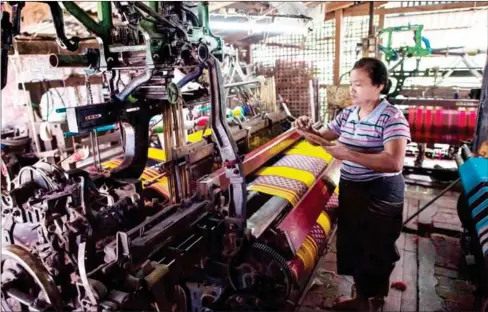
top-left (352, 57), bottom-right (388, 87)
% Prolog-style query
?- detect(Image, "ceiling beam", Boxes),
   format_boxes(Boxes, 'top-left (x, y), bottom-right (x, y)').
top-left (326, 1), bottom-right (488, 19)
top-left (324, 1), bottom-right (355, 14)
top-left (208, 2), bottom-right (236, 12)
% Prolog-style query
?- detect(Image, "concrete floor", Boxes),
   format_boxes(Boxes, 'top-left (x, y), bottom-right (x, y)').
top-left (299, 186), bottom-right (478, 312)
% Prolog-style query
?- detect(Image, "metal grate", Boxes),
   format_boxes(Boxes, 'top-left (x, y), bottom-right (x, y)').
top-left (252, 21), bottom-right (335, 120)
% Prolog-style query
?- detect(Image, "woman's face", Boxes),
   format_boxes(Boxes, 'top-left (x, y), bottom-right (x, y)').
top-left (349, 68), bottom-right (384, 105)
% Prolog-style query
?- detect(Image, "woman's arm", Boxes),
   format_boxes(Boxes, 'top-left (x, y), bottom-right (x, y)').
top-left (317, 127), bottom-right (340, 141)
top-left (344, 138), bottom-right (407, 172)
top-left (326, 138), bottom-right (407, 172)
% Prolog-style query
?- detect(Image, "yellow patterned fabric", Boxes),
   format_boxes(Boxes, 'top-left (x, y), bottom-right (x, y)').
top-left (255, 166), bottom-right (315, 188)
top-left (248, 184), bottom-right (302, 206)
top-left (285, 141), bottom-right (333, 163)
top-left (317, 211), bottom-right (331, 235)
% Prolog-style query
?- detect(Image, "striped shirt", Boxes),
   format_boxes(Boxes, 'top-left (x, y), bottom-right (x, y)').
top-left (327, 100), bottom-right (411, 182)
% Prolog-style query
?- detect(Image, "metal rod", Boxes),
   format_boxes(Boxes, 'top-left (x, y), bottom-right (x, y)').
top-left (89, 131), bottom-right (98, 172)
top-left (461, 144), bottom-right (473, 161)
top-left (224, 79), bottom-right (261, 89)
top-left (94, 130), bottom-right (102, 171)
top-left (402, 178), bottom-right (460, 226)
top-left (462, 55), bottom-right (483, 80)
top-left (49, 54), bottom-right (90, 68)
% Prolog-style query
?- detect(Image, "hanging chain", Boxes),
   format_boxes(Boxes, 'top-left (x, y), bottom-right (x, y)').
top-left (85, 74), bottom-right (94, 105)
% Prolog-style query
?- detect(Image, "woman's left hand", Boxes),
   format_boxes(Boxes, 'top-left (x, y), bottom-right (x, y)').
top-left (324, 143), bottom-right (350, 161)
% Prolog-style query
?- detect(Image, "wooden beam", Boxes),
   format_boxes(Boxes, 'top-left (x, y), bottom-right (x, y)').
top-left (378, 13), bottom-right (385, 30)
top-left (12, 38), bottom-right (99, 55)
top-left (326, 2), bottom-right (355, 13)
top-left (333, 9), bottom-right (343, 85)
top-left (208, 2), bottom-right (236, 12)
top-left (18, 74), bottom-right (104, 91)
top-left (325, 1), bottom-right (387, 20)
top-left (340, 1), bottom-right (488, 18)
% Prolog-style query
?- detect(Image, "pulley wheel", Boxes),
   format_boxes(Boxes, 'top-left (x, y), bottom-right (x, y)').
top-left (228, 242), bottom-right (293, 302)
top-left (1, 245), bottom-right (63, 312)
top-left (17, 162), bottom-right (65, 191)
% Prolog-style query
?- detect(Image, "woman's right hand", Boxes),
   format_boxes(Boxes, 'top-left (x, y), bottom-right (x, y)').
top-left (292, 116), bottom-right (313, 130)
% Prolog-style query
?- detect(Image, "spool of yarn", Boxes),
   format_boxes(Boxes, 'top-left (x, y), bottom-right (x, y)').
top-left (225, 108), bottom-right (232, 118)
top-left (195, 116), bottom-right (209, 128)
top-left (232, 106), bottom-right (244, 118)
top-left (184, 120), bottom-right (196, 130)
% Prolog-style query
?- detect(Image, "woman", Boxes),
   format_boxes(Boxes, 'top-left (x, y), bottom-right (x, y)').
top-left (293, 57), bottom-right (411, 311)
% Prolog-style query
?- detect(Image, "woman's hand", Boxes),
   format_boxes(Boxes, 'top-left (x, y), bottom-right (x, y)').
top-left (297, 129), bottom-right (333, 147)
top-left (324, 143), bottom-right (350, 160)
top-left (292, 116), bottom-right (313, 130)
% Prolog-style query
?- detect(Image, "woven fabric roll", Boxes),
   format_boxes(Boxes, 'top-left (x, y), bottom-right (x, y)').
top-left (408, 107), bottom-right (477, 145)
top-left (287, 210), bottom-right (333, 281)
top-left (249, 141), bottom-right (332, 205)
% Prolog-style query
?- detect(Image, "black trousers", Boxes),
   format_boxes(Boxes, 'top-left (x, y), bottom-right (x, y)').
top-left (336, 175), bottom-right (404, 298)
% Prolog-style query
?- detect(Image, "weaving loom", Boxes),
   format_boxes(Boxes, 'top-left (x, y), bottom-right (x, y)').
top-left (197, 128), bottom-right (341, 301)
top-left (100, 128), bottom-right (341, 292)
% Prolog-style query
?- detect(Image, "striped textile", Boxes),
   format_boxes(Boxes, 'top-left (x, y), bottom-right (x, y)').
top-left (408, 107), bottom-right (477, 145)
top-left (100, 148), bottom-right (170, 199)
top-left (328, 100), bottom-right (411, 182)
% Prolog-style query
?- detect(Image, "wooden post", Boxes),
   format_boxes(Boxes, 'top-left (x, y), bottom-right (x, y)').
top-left (377, 13), bottom-right (385, 60)
top-left (378, 13), bottom-right (385, 31)
top-left (333, 9), bottom-right (343, 86)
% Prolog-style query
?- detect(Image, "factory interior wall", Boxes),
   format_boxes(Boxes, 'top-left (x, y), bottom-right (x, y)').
top-left (251, 8), bottom-right (487, 122)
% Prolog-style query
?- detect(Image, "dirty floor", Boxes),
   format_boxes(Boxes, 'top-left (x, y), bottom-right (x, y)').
top-left (299, 186), bottom-right (479, 312)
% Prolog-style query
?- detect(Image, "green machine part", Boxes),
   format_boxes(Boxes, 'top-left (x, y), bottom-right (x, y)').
top-left (61, 1), bottom-right (223, 59)
top-left (61, 1), bottom-right (112, 42)
top-left (378, 24), bottom-right (432, 62)
top-left (195, 2), bottom-right (223, 56)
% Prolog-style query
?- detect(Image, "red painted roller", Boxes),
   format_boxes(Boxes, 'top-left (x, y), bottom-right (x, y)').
top-left (408, 108), bottom-right (477, 145)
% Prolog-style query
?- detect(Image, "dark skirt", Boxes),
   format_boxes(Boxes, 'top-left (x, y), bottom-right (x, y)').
top-left (336, 174), bottom-right (405, 298)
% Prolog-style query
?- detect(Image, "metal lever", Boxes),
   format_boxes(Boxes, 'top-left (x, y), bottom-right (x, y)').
top-left (206, 55), bottom-right (247, 222)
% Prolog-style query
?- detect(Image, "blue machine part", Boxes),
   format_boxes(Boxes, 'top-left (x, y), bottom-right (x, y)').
top-left (459, 157), bottom-right (488, 195)
top-left (459, 157), bottom-right (488, 255)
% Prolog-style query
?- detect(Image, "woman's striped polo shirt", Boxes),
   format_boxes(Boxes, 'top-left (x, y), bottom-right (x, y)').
top-left (327, 100), bottom-right (411, 182)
